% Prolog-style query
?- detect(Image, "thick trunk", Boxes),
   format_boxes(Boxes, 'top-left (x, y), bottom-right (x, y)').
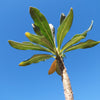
top-left (56, 55), bottom-right (73, 100)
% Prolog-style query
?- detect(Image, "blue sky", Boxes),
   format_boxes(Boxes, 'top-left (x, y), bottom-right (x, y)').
top-left (0, 0), bottom-right (100, 100)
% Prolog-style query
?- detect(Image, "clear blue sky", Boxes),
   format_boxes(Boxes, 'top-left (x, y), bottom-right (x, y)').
top-left (0, 0), bottom-right (100, 100)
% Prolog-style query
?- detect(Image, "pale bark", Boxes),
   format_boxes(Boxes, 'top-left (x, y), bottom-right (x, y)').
top-left (56, 55), bottom-right (73, 100)
top-left (62, 67), bottom-right (73, 100)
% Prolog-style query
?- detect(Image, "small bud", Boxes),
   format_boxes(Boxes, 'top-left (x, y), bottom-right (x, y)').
top-left (49, 24), bottom-right (55, 43)
top-left (60, 13), bottom-right (66, 24)
top-left (19, 62), bottom-right (24, 66)
top-left (32, 24), bottom-right (42, 35)
top-left (25, 32), bottom-right (31, 38)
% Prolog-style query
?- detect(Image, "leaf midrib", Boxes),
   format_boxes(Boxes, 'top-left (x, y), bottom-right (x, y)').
top-left (13, 42), bottom-right (50, 51)
top-left (58, 19), bottom-right (69, 49)
top-left (24, 54), bottom-right (52, 63)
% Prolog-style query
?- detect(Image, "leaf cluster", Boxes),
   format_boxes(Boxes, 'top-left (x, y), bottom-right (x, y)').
top-left (8, 7), bottom-right (100, 75)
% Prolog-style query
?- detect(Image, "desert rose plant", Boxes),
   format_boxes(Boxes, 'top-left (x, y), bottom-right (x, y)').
top-left (8, 7), bottom-right (100, 100)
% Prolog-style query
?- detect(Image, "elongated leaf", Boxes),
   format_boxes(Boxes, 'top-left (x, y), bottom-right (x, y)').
top-left (60, 13), bottom-right (66, 24)
top-left (61, 36), bottom-right (85, 52)
top-left (22, 41), bottom-right (35, 45)
top-left (29, 7), bottom-right (55, 48)
top-left (56, 64), bottom-right (61, 76)
top-left (71, 20), bottom-right (93, 40)
top-left (25, 32), bottom-right (54, 52)
top-left (57, 8), bottom-right (73, 51)
top-left (32, 24), bottom-right (42, 35)
top-left (48, 60), bottom-right (57, 75)
top-left (64, 40), bottom-right (100, 52)
top-left (19, 54), bottom-right (53, 66)
top-left (61, 20), bottom-right (93, 52)
top-left (8, 40), bottom-right (53, 53)
top-left (48, 59), bottom-right (61, 75)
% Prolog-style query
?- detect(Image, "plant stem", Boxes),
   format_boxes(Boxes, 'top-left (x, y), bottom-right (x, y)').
top-left (62, 67), bottom-right (73, 100)
top-left (56, 55), bottom-right (73, 100)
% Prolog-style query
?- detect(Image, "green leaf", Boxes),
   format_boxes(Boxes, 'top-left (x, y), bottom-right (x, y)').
top-left (56, 64), bottom-right (61, 76)
top-left (71, 20), bottom-right (93, 40)
top-left (60, 13), bottom-right (66, 25)
top-left (32, 23), bottom-right (55, 44)
top-left (64, 40), bottom-right (100, 52)
top-left (19, 54), bottom-right (53, 66)
top-left (29, 7), bottom-right (55, 48)
top-left (22, 41), bottom-right (35, 45)
top-left (57, 8), bottom-right (73, 51)
top-left (32, 24), bottom-right (42, 35)
top-left (25, 32), bottom-right (54, 52)
top-left (8, 40), bottom-right (53, 53)
top-left (61, 20), bottom-right (93, 52)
